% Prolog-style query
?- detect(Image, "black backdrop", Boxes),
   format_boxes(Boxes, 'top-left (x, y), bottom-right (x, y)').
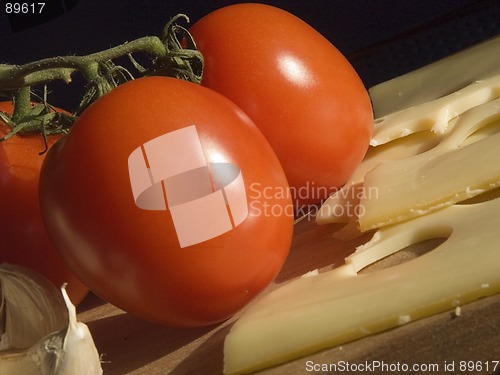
top-left (1, 0), bottom-right (499, 110)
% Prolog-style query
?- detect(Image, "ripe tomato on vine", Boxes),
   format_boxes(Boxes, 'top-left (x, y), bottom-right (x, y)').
top-left (39, 77), bottom-right (294, 327)
top-left (190, 3), bottom-right (374, 211)
top-left (0, 101), bottom-right (88, 304)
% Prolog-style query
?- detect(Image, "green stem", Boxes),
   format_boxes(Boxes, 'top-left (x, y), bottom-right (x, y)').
top-left (12, 87), bottom-right (31, 122)
top-left (0, 14), bottom-right (203, 141)
top-left (0, 36), bottom-right (167, 90)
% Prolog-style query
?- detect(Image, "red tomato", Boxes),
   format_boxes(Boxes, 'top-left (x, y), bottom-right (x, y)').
top-left (190, 4), bottom-right (374, 211)
top-left (0, 101), bottom-right (88, 304)
top-left (39, 76), bottom-right (293, 327)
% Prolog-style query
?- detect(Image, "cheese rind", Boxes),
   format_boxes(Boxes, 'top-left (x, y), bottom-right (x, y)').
top-left (224, 197), bottom-right (500, 375)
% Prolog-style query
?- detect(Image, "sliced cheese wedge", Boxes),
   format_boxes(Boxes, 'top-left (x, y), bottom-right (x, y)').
top-left (369, 36), bottom-right (500, 118)
top-left (224, 197), bottom-right (500, 375)
top-left (359, 98), bottom-right (500, 231)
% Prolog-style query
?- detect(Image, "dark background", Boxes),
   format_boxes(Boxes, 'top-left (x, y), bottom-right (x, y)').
top-left (1, 0), bottom-right (499, 110)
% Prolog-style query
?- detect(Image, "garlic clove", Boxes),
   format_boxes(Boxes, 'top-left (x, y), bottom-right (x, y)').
top-left (0, 263), bottom-right (103, 374)
top-left (50, 287), bottom-right (103, 375)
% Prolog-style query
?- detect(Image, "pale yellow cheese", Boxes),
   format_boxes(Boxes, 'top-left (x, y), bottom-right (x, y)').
top-left (224, 197), bottom-right (500, 375)
top-left (317, 42), bottom-right (500, 232)
top-left (316, 129), bottom-right (443, 226)
top-left (369, 36), bottom-right (500, 118)
top-left (317, 74), bottom-right (500, 229)
top-left (318, 96), bottom-right (500, 238)
top-left (371, 73), bottom-right (500, 146)
top-left (359, 98), bottom-right (500, 231)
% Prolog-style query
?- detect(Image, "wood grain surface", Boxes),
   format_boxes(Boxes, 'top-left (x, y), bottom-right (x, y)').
top-left (77, 217), bottom-right (500, 374)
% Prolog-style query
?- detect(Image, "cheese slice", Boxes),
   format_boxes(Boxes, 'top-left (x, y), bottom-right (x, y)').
top-left (224, 197), bottom-right (500, 375)
top-left (359, 98), bottom-right (500, 231)
top-left (369, 36), bottom-right (500, 118)
top-left (317, 74), bottom-right (500, 229)
top-left (316, 129), bottom-right (443, 225)
top-left (318, 96), bottom-right (500, 238)
top-left (371, 73), bottom-right (500, 146)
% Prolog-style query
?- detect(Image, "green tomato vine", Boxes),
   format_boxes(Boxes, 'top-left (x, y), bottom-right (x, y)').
top-left (0, 14), bottom-right (203, 150)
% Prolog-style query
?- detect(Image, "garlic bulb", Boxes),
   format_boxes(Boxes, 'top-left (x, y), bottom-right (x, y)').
top-left (0, 263), bottom-right (103, 374)
top-left (0, 263), bottom-right (68, 351)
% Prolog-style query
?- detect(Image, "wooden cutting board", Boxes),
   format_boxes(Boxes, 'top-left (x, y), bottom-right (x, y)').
top-left (77, 217), bottom-right (500, 374)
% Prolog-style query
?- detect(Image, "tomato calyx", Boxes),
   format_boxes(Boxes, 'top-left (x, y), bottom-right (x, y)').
top-left (0, 14), bottom-right (204, 145)
top-left (0, 87), bottom-right (73, 154)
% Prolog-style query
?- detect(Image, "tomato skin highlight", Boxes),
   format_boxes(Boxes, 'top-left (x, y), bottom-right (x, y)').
top-left (190, 3), bottom-right (374, 209)
top-left (0, 102), bottom-right (88, 304)
top-left (39, 76), bottom-right (293, 327)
